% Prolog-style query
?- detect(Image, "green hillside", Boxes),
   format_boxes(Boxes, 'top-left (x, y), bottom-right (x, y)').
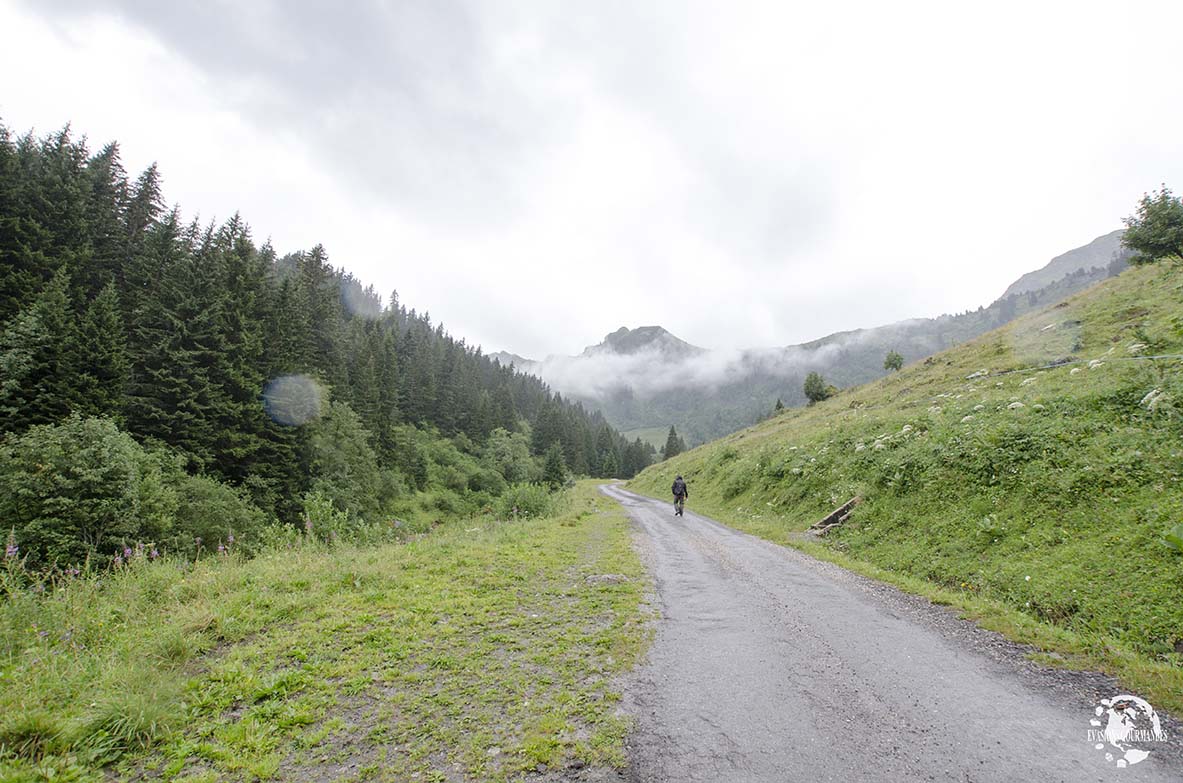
top-left (631, 261), bottom-right (1183, 711)
top-left (622, 427), bottom-right (669, 451)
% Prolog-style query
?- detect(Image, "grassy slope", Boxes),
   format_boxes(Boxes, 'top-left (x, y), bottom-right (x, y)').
top-left (621, 427), bottom-right (668, 451)
top-left (631, 262), bottom-right (1183, 713)
top-left (0, 482), bottom-right (648, 783)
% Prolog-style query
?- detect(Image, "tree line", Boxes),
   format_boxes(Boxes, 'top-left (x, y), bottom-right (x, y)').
top-left (0, 122), bottom-right (653, 565)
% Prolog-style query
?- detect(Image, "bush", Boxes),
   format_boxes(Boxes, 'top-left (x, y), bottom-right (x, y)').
top-left (483, 428), bottom-right (536, 483)
top-left (495, 484), bottom-right (553, 519)
top-left (169, 474), bottom-right (270, 556)
top-left (0, 416), bottom-right (176, 567)
top-left (307, 401), bottom-right (382, 521)
top-left (467, 466), bottom-right (507, 495)
top-left (301, 490), bottom-right (354, 544)
top-left (803, 372), bottom-right (832, 404)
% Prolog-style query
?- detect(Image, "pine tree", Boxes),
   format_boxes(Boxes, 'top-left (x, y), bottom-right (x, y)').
top-left (542, 443), bottom-right (568, 488)
top-left (76, 141), bottom-right (129, 299)
top-left (0, 120), bottom-right (646, 529)
top-left (662, 426), bottom-right (685, 460)
top-left (73, 282), bottom-right (129, 418)
top-left (0, 269), bottom-right (78, 431)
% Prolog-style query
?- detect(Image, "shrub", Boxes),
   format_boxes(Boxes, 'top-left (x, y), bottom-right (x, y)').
top-left (301, 491), bottom-right (354, 544)
top-left (307, 401), bottom-right (382, 521)
top-left (169, 474), bottom-right (270, 556)
top-left (495, 484), bottom-right (553, 519)
top-left (0, 416), bottom-right (175, 567)
top-left (803, 372), bottom-right (832, 404)
top-left (467, 466), bottom-right (507, 495)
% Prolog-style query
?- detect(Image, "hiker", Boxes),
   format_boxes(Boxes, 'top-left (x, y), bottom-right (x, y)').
top-left (671, 474), bottom-right (688, 516)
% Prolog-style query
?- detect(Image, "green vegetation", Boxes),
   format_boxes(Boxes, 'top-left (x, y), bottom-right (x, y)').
top-left (631, 261), bottom-right (1183, 713)
top-left (661, 426), bottom-right (685, 460)
top-left (802, 371), bottom-right (833, 404)
top-left (0, 482), bottom-right (648, 782)
top-left (584, 237), bottom-right (1130, 446)
top-left (1123, 185), bottom-right (1183, 264)
top-left (0, 122), bottom-right (650, 568)
top-left (883, 350), bottom-right (904, 372)
top-left (621, 427), bottom-right (668, 452)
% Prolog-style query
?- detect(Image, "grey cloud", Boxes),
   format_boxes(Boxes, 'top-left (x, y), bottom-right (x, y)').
top-left (520, 334), bottom-right (873, 401)
top-left (31, 0), bottom-right (563, 226)
top-left (29, 0), bottom-right (834, 260)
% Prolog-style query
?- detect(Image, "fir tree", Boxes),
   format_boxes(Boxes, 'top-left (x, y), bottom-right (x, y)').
top-left (0, 269), bottom-right (77, 431)
top-left (542, 443), bottom-right (568, 488)
top-left (73, 282), bottom-right (129, 418)
top-left (662, 426), bottom-right (685, 460)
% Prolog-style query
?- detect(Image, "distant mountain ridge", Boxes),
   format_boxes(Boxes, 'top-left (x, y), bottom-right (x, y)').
top-left (495, 231), bottom-right (1133, 446)
top-left (1001, 229), bottom-right (1126, 299)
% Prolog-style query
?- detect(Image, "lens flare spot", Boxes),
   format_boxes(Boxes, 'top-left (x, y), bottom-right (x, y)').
top-left (263, 375), bottom-right (323, 426)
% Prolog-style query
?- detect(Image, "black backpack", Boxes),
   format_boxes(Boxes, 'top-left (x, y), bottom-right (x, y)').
top-left (672, 478), bottom-right (686, 496)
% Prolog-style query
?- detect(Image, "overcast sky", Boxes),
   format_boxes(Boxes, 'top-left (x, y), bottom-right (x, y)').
top-left (3, 1), bottom-right (1181, 357)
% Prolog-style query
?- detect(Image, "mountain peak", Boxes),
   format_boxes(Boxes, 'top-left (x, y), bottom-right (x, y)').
top-left (583, 325), bottom-right (705, 358)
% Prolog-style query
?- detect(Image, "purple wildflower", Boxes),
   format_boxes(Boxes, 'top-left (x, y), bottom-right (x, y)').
top-left (66, 567), bottom-right (80, 577)
top-left (217, 543), bottom-right (226, 555)
top-left (227, 532), bottom-right (235, 545)
top-left (4, 529), bottom-right (17, 560)
top-left (123, 546), bottom-right (133, 559)
top-left (149, 548), bottom-right (160, 560)
top-left (113, 554), bottom-right (124, 566)
top-left (38, 630), bottom-right (48, 639)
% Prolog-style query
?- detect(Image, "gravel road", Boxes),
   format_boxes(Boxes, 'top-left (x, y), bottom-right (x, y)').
top-left (602, 485), bottom-right (1182, 783)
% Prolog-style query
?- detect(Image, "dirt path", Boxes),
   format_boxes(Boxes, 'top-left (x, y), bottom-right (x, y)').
top-left (603, 485), bottom-right (1181, 783)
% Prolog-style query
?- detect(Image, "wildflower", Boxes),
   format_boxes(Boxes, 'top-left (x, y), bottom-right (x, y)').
top-left (4, 532), bottom-right (17, 560)
top-left (123, 547), bottom-right (133, 559)
top-left (217, 543), bottom-right (226, 555)
top-left (113, 554), bottom-right (123, 566)
top-left (227, 532), bottom-right (235, 545)
top-left (149, 548), bottom-right (160, 560)
top-left (1024, 575), bottom-right (1031, 582)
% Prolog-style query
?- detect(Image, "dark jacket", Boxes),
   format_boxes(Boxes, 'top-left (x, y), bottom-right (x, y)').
top-left (672, 478), bottom-right (688, 498)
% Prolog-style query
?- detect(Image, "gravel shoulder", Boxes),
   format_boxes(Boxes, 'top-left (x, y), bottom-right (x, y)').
top-left (604, 485), bottom-right (1182, 783)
